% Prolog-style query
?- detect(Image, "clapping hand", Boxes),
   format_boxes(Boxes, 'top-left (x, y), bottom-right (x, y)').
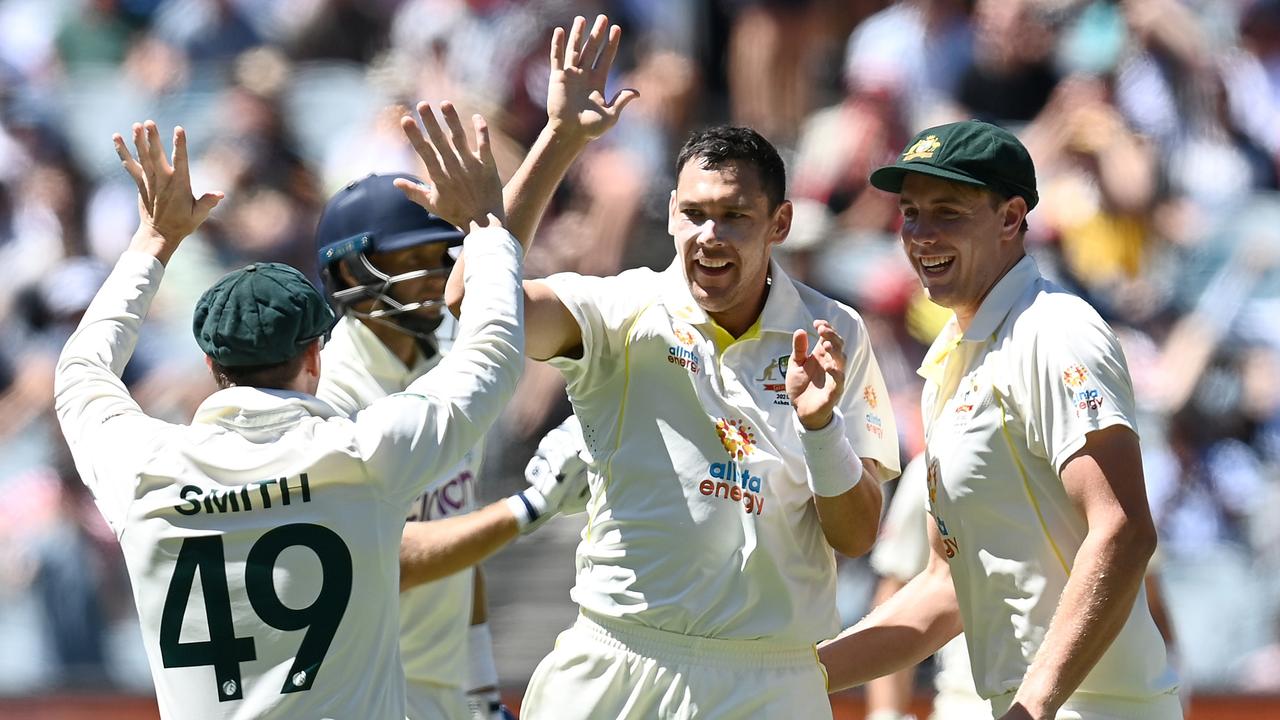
top-left (786, 320), bottom-right (847, 431)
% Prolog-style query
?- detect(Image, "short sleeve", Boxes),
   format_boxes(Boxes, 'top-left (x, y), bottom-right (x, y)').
top-left (1020, 303), bottom-right (1138, 472)
top-left (541, 268), bottom-right (659, 392)
top-left (838, 313), bottom-right (902, 481)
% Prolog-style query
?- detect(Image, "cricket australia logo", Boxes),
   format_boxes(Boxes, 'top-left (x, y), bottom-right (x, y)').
top-left (702, 417), bottom-right (765, 515)
top-left (902, 135), bottom-right (941, 161)
top-left (754, 353), bottom-right (792, 406)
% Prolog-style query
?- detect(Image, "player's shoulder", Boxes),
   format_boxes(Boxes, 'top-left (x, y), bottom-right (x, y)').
top-left (1009, 278), bottom-right (1119, 352)
top-left (789, 275), bottom-right (869, 337)
top-left (543, 265), bottom-right (664, 300)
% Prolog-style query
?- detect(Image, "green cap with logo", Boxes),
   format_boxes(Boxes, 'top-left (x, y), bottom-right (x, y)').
top-left (193, 262), bottom-right (336, 367)
top-left (870, 120), bottom-right (1038, 209)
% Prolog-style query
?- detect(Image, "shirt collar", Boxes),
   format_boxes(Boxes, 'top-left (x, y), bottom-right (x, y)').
top-left (193, 386), bottom-right (339, 429)
top-left (916, 254), bottom-right (1040, 384)
top-left (658, 257), bottom-right (813, 338)
top-left (962, 254), bottom-right (1040, 342)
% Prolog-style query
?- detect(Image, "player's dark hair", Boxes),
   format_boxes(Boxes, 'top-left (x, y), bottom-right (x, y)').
top-left (208, 351), bottom-right (309, 391)
top-left (676, 126), bottom-right (786, 210)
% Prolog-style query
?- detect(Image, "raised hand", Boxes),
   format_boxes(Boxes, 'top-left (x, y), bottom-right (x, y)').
top-left (546, 14), bottom-right (638, 143)
top-left (786, 320), bottom-right (847, 431)
top-left (114, 121), bottom-right (223, 257)
top-left (396, 102), bottom-right (505, 231)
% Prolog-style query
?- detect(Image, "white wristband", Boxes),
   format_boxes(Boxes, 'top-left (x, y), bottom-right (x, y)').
top-left (794, 410), bottom-right (864, 497)
top-left (467, 622), bottom-right (500, 692)
top-left (505, 487), bottom-right (548, 530)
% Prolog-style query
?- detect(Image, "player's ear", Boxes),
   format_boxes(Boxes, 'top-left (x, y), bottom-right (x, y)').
top-left (335, 257), bottom-right (359, 288)
top-left (770, 199), bottom-right (793, 247)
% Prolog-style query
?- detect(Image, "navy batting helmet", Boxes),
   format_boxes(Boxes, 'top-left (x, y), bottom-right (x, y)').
top-left (316, 173), bottom-right (463, 340)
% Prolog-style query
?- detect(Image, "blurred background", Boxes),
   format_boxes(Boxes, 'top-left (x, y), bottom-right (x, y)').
top-left (1, 0), bottom-right (1280, 716)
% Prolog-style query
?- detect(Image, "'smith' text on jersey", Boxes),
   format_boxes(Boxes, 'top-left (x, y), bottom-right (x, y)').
top-left (175, 474), bottom-right (313, 516)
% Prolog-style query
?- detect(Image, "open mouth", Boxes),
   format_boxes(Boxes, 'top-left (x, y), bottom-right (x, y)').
top-left (694, 257), bottom-right (734, 278)
top-left (918, 255), bottom-right (955, 276)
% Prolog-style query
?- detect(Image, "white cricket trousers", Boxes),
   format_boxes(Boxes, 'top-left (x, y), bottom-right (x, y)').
top-left (520, 611), bottom-right (832, 720)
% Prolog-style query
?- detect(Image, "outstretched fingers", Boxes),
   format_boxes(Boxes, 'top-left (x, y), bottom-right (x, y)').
top-left (439, 102), bottom-right (475, 166)
top-left (578, 15), bottom-right (609, 73)
top-left (549, 26), bottom-right (566, 71)
top-left (472, 113), bottom-right (494, 169)
top-left (171, 126), bottom-right (191, 185)
top-left (565, 15), bottom-right (587, 68)
top-left (133, 123), bottom-right (156, 198)
top-left (113, 133), bottom-right (147, 197)
top-left (401, 104), bottom-right (446, 181)
top-left (144, 121), bottom-right (171, 175)
top-left (591, 23), bottom-right (621, 85)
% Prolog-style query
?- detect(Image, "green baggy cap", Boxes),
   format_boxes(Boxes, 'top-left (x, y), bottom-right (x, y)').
top-left (870, 120), bottom-right (1038, 209)
top-left (193, 262), bottom-right (336, 367)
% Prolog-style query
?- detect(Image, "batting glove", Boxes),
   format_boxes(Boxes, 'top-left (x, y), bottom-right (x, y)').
top-left (506, 415), bottom-right (591, 534)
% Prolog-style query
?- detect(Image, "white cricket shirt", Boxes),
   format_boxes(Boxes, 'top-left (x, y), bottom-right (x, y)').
top-left (318, 315), bottom-right (480, 697)
top-left (870, 454), bottom-right (976, 704)
top-left (53, 227), bottom-right (522, 720)
top-left (542, 258), bottom-right (900, 646)
top-left (918, 255), bottom-right (1178, 702)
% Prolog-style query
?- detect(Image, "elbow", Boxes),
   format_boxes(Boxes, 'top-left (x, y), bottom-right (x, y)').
top-left (827, 520), bottom-right (879, 559)
top-left (1103, 513), bottom-right (1158, 566)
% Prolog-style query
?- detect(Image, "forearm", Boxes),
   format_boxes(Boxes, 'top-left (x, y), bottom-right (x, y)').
top-left (814, 467), bottom-right (882, 557)
top-left (795, 409), bottom-right (880, 555)
top-left (54, 250), bottom-right (162, 434)
top-left (399, 503), bottom-right (519, 591)
top-left (446, 125), bottom-right (589, 313)
top-left (819, 560), bottom-right (961, 691)
top-left (1012, 525), bottom-right (1154, 717)
top-left (866, 577), bottom-right (917, 715)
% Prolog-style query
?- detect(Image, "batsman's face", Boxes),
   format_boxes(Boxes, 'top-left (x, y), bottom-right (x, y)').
top-left (366, 242), bottom-right (452, 318)
top-left (898, 173), bottom-right (1024, 327)
top-left (669, 160), bottom-right (790, 334)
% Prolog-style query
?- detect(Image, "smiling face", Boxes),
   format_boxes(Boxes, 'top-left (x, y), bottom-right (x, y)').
top-left (668, 159), bottom-right (792, 336)
top-left (898, 172), bottom-right (1027, 329)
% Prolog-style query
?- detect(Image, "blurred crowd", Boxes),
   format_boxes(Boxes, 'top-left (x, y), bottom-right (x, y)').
top-left (1, 0), bottom-right (1279, 698)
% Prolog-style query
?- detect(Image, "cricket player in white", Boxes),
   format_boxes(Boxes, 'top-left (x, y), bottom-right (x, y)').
top-left (54, 113), bottom-right (522, 719)
top-left (866, 455), bottom-right (988, 720)
top-left (313, 171), bottom-right (590, 720)
top-left (430, 17), bottom-right (900, 717)
top-left (819, 121), bottom-right (1181, 719)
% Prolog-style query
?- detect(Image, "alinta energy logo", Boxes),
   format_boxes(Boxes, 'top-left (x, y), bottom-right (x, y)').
top-left (699, 417), bottom-right (766, 515)
top-left (667, 323), bottom-right (701, 374)
top-left (1061, 363), bottom-right (1103, 415)
top-left (863, 384), bottom-right (884, 439)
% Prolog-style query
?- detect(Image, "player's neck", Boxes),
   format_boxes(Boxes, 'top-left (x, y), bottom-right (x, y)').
top-left (362, 319), bottom-right (421, 367)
